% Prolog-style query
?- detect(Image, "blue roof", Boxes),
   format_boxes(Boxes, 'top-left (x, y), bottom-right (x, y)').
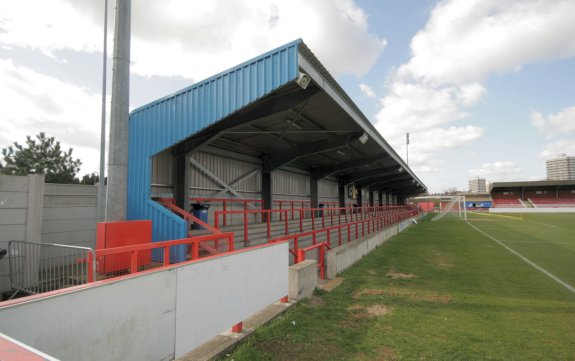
top-left (127, 39), bottom-right (301, 243)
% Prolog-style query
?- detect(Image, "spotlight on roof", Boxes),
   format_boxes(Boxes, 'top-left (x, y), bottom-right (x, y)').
top-left (358, 133), bottom-right (369, 144)
top-left (397, 167), bottom-right (404, 173)
top-left (296, 72), bottom-right (311, 89)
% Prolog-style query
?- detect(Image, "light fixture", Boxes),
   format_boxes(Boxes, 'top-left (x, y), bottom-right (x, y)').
top-left (336, 150), bottom-right (346, 156)
top-left (397, 167), bottom-right (404, 173)
top-left (296, 72), bottom-right (311, 89)
top-left (358, 133), bottom-right (369, 144)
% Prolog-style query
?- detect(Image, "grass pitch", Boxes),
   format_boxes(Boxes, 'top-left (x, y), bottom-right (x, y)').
top-left (227, 213), bottom-right (575, 360)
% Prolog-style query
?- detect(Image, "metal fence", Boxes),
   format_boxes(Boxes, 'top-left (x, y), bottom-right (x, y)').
top-left (7, 241), bottom-right (96, 299)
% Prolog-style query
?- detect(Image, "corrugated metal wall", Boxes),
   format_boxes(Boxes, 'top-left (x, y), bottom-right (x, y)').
top-left (190, 152), bottom-right (261, 199)
top-left (127, 40), bottom-right (300, 242)
top-left (151, 149), bottom-right (174, 197)
top-left (273, 169), bottom-right (309, 200)
top-left (319, 179), bottom-right (338, 203)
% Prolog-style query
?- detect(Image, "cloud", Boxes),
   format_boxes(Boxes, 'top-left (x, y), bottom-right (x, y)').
top-left (531, 106), bottom-right (575, 139)
top-left (397, 0), bottom-right (575, 85)
top-left (1, 0), bottom-right (386, 80)
top-left (374, 0), bottom-right (575, 186)
top-left (539, 139), bottom-right (575, 160)
top-left (359, 83), bottom-right (376, 98)
top-left (0, 59), bottom-right (104, 175)
top-left (468, 161), bottom-right (522, 178)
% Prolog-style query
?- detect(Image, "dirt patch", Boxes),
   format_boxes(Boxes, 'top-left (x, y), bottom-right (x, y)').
top-left (366, 304), bottom-right (392, 316)
top-left (347, 303), bottom-right (392, 319)
top-left (367, 269), bottom-right (378, 275)
top-left (355, 347), bottom-right (398, 361)
top-left (309, 295), bottom-right (324, 308)
top-left (353, 287), bottom-right (451, 304)
top-left (385, 270), bottom-right (417, 279)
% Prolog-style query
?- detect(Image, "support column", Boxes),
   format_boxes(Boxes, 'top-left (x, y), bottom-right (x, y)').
top-left (106, 0), bottom-right (131, 221)
top-left (368, 189), bottom-right (374, 207)
top-left (378, 191), bottom-right (383, 206)
top-left (25, 174), bottom-right (45, 243)
top-left (310, 174), bottom-right (319, 215)
top-left (262, 157), bottom-right (273, 222)
top-left (338, 178), bottom-right (345, 208)
top-left (173, 153), bottom-right (188, 210)
top-left (356, 184), bottom-right (363, 206)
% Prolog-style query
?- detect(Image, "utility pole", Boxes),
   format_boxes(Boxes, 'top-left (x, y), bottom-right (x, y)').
top-left (406, 131), bottom-right (410, 166)
top-left (97, 0), bottom-right (108, 222)
top-left (106, 0), bottom-right (131, 221)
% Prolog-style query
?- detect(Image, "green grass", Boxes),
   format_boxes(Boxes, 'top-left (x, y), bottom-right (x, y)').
top-left (226, 213), bottom-right (575, 361)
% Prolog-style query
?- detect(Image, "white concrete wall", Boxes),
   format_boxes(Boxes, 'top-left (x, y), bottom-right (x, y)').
top-left (0, 175), bottom-right (30, 292)
top-left (326, 217), bottom-right (420, 279)
top-left (42, 183), bottom-right (97, 248)
top-left (0, 242), bottom-right (289, 361)
top-left (0, 176), bottom-right (98, 294)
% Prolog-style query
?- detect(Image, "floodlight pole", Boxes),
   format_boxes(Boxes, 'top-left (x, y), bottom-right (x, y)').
top-left (106, 0), bottom-right (131, 221)
top-left (97, 0), bottom-right (108, 222)
top-left (406, 132), bottom-right (409, 166)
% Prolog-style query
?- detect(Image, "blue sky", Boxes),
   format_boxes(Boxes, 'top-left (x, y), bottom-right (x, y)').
top-left (1, 0), bottom-right (574, 193)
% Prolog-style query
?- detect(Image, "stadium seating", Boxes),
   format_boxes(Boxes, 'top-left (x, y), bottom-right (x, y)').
top-left (529, 197), bottom-right (575, 207)
top-left (492, 198), bottom-right (523, 208)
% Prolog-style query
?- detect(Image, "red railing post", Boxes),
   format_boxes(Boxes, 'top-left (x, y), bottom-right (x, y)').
top-left (299, 209), bottom-right (303, 232)
top-left (347, 224), bottom-right (351, 243)
top-left (298, 249), bottom-right (305, 263)
top-left (87, 252), bottom-right (94, 282)
top-left (338, 227), bottom-right (342, 246)
top-left (223, 200), bottom-right (227, 227)
top-left (294, 237), bottom-right (299, 263)
top-left (319, 244), bottom-right (325, 279)
top-left (232, 322), bottom-right (243, 333)
top-left (163, 246), bottom-right (170, 266)
top-left (228, 234), bottom-right (235, 251)
top-left (267, 211), bottom-right (271, 240)
top-left (243, 212), bottom-right (248, 244)
top-left (192, 240), bottom-right (200, 259)
top-left (130, 251), bottom-right (138, 274)
top-left (284, 211), bottom-right (289, 235)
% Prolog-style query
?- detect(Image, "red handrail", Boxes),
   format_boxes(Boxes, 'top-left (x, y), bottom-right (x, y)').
top-left (91, 232), bottom-right (235, 278)
top-left (298, 242), bottom-right (329, 279)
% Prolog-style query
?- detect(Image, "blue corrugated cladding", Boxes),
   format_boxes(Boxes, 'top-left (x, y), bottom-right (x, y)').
top-left (127, 40), bottom-right (301, 243)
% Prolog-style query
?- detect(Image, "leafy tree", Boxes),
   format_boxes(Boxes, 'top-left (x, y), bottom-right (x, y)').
top-left (80, 172), bottom-right (100, 185)
top-left (0, 132), bottom-right (82, 184)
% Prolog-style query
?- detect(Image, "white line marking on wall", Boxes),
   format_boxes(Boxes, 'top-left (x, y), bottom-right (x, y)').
top-left (467, 222), bottom-right (575, 295)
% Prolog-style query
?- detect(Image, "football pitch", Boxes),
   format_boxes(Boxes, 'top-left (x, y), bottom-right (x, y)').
top-left (466, 211), bottom-right (575, 291)
top-left (228, 212), bottom-right (575, 360)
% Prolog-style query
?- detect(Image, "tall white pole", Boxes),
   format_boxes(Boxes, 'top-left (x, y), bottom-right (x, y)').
top-left (106, 0), bottom-right (131, 221)
top-left (97, 0), bottom-right (108, 222)
top-left (406, 132), bottom-right (409, 166)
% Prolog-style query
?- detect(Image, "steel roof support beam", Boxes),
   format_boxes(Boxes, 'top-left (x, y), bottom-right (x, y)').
top-left (312, 154), bottom-right (390, 179)
top-left (341, 166), bottom-right (403, 186)
top-left (266, 132), bottom-right (362, 171)
top-left (173, 85), bottom-right (321, 156)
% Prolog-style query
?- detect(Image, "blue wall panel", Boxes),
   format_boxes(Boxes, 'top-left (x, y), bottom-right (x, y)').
top-left (127, 40), bottom-right (301, 242)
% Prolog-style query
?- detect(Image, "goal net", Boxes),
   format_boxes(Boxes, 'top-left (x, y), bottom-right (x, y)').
top-left (432, 196), bottom-right (467, 221)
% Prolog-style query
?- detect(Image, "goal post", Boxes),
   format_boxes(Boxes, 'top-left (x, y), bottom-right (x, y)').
top-left (432, 196), bottom-right (467, 222)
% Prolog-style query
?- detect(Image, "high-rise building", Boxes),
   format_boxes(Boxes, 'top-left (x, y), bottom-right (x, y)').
top-left (468, 178), bottom-right (487, 193)
top-left (546, 155), bottom-right (575, 180)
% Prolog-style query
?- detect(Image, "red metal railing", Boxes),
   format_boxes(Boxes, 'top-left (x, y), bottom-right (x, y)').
top-left (189, 197), bottom-right (263, 227)
top-left (90, 232), bottom-right (235, 279)
top-left (214, 205), bottom-right (409, 242)
top-left (157, 198), bottom-right (221, 233)
top-left (298, 242), bottom-right (329, 279)
top-left (269, 207), bottom-right (419, 266)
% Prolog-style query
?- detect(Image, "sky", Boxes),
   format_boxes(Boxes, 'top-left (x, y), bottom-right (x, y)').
top-left (1, 0), bottom-right (574, 194)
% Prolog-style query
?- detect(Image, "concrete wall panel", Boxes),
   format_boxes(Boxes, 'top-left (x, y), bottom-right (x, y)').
top-left (174, 242), bottom-right (289, 357)
top-left (0, 209), bottom-right (26, 225)
top-left (0, 175), bottom-right (28, 192)
top-left (0, 192), bottom-right (28, 209)
top-left (0, 270), bottom-right (178, 361)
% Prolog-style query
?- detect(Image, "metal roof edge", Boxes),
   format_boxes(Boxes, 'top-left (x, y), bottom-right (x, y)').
top-left (130, 39), bottom-right (304, 116)
top-left (296, 41), bottom-right (426, 192)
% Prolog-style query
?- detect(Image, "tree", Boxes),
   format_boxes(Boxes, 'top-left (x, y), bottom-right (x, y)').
top-left (0, 132), bottom-right (82, 183)
top-left (80, 172), bottom-right (99, 185)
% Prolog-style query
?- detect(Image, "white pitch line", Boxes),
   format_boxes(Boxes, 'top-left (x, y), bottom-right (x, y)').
top-left (468, 222), bottom-right (575, 295)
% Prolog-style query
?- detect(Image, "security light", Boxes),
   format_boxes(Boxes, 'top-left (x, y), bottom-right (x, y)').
top-left (358, 133), bottom-right (369, 144)
top-left (296, 72), bottom-right (311, 89)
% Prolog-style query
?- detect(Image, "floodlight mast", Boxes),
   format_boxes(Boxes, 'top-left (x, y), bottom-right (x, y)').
top-left (97, 0), bottom-right (108, 222)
